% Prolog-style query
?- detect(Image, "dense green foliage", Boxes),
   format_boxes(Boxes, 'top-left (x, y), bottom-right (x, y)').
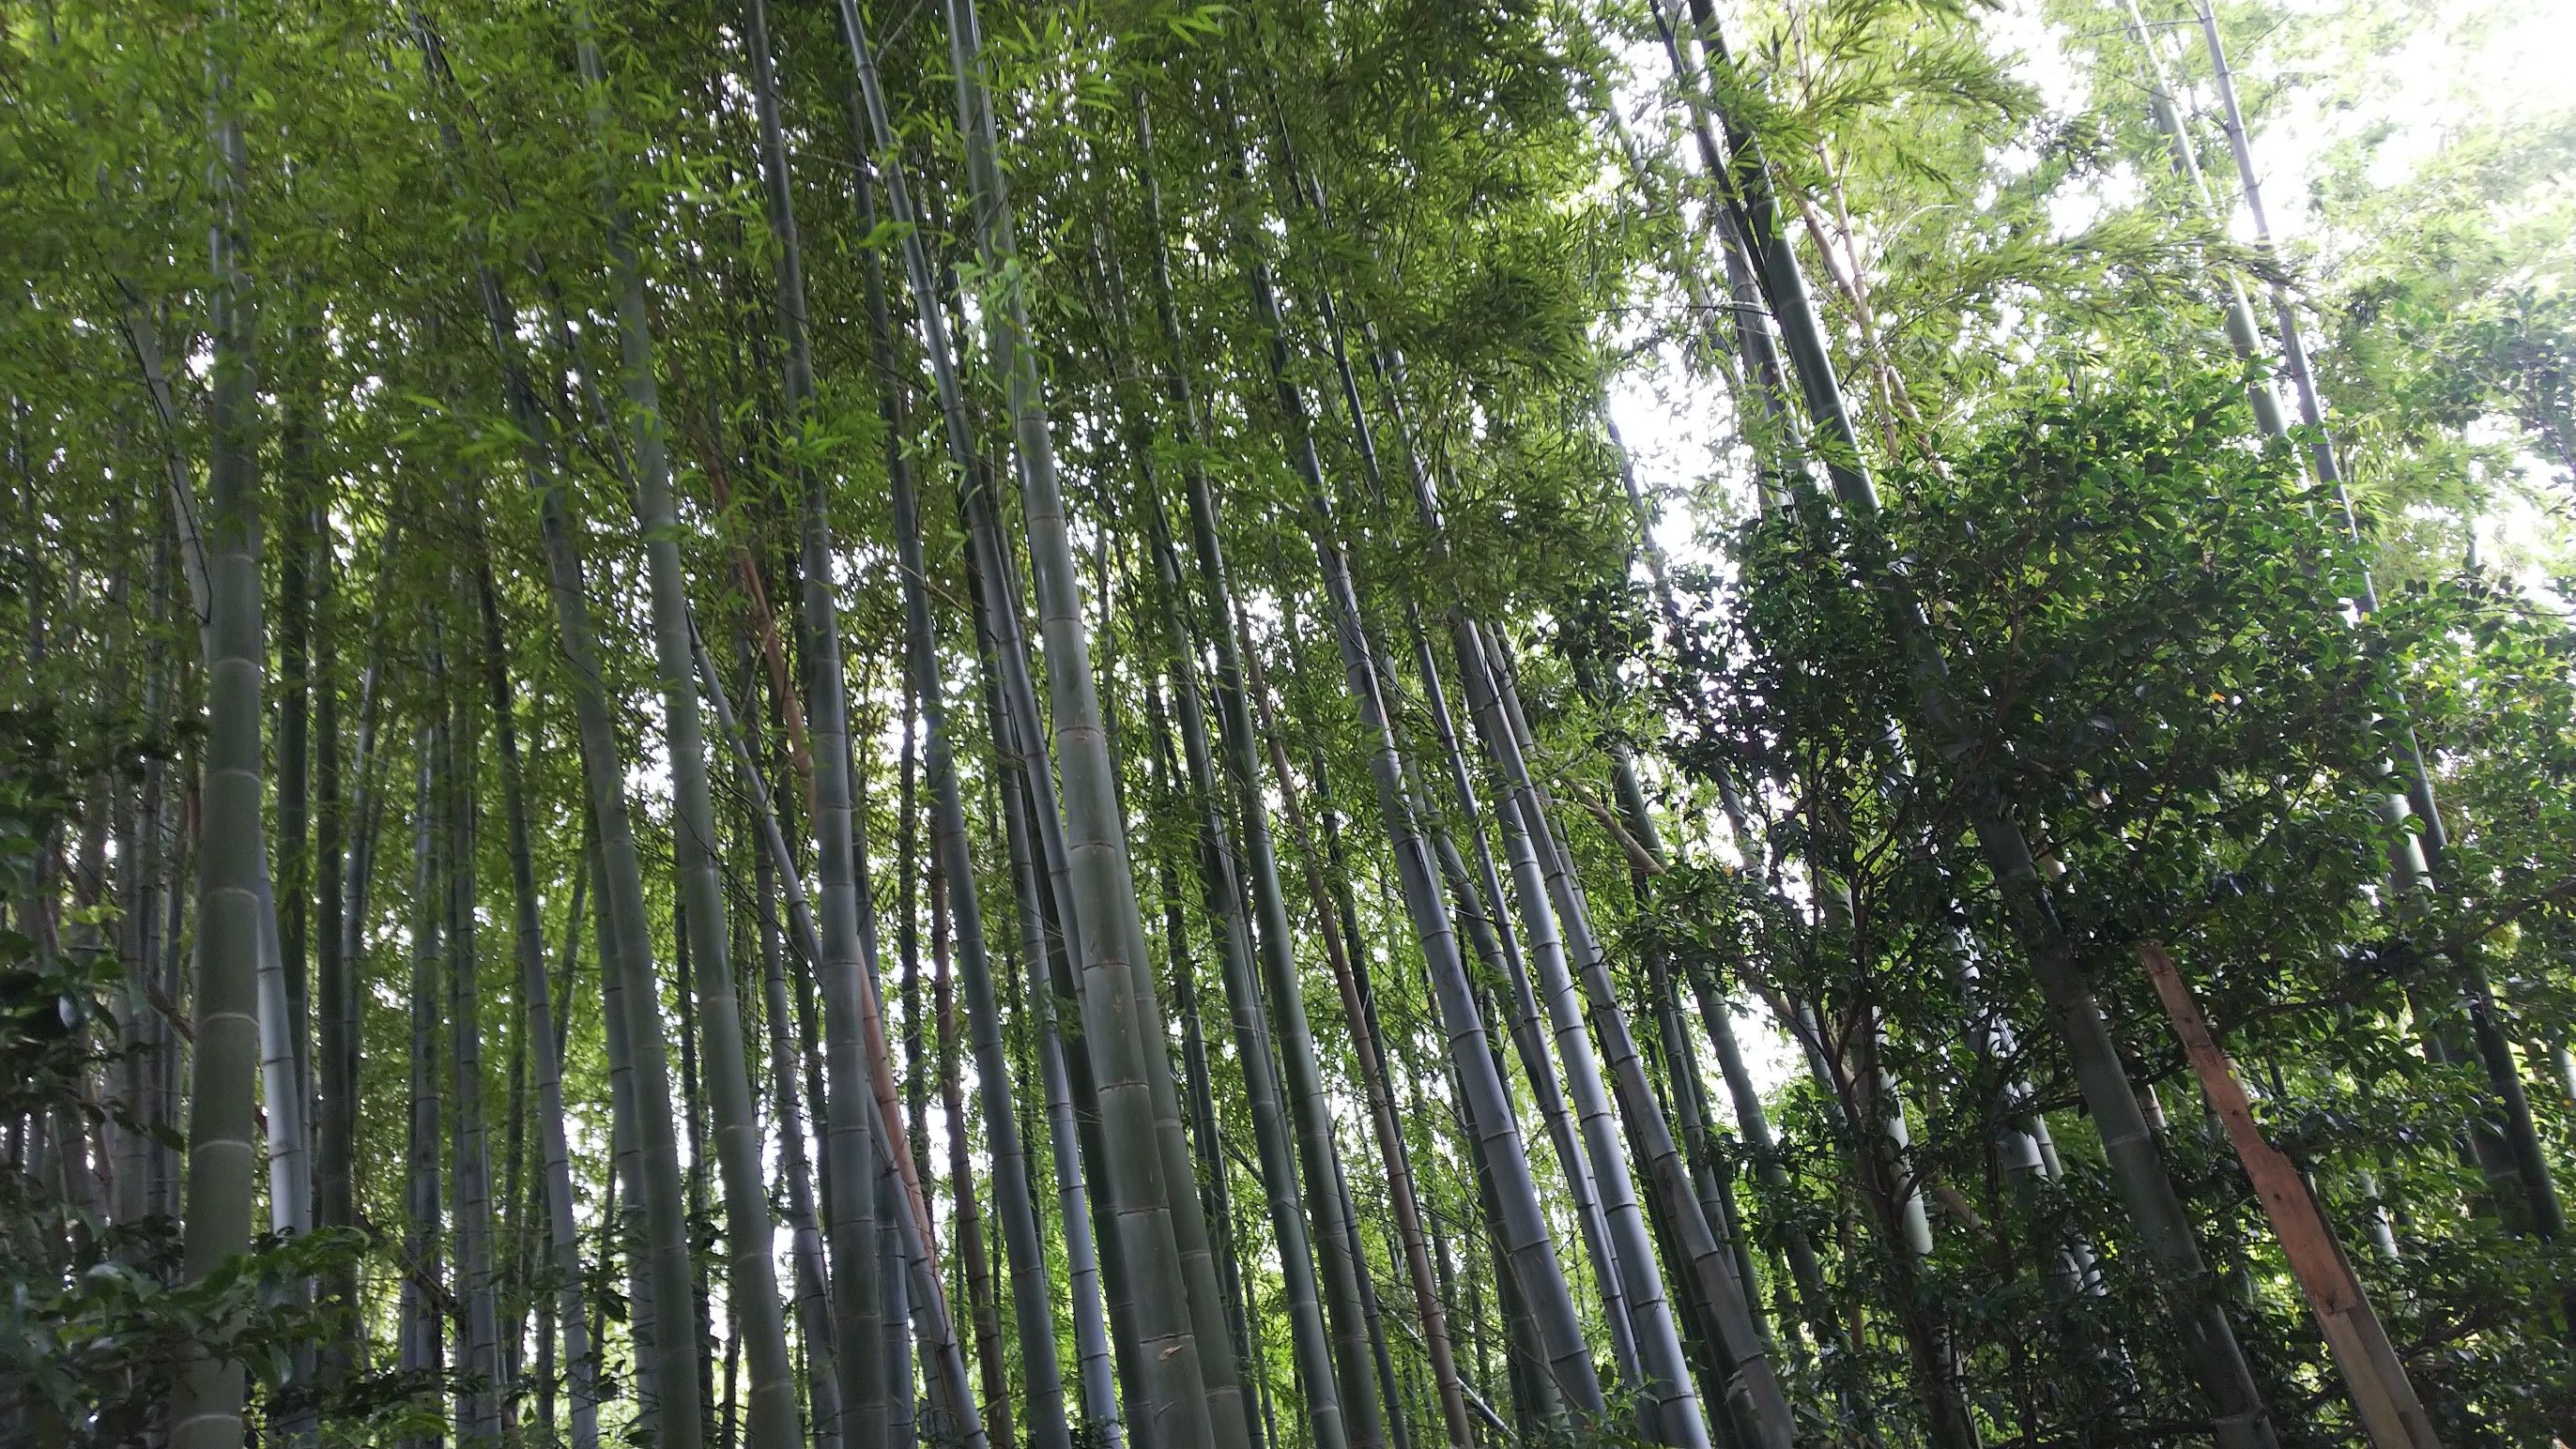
top-left (3, 0), bottom-right (2572, 1445)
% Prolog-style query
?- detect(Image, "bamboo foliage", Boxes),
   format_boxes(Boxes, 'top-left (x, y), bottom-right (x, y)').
top-left (8, 4), bottom-right (2574, 1449)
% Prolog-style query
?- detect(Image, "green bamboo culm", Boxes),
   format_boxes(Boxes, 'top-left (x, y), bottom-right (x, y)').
top-left (880, 216), bottom-right (1074, 1449)
top-left (1209, 106), bottom-right (1608, 1426)
top-left (478, 557), bottom-right (600, 1449)
top-left (839, 0), bottom-right (1221, 1439)
top-left (440, 619), bottom-right (501, 1445)
top-left (514, 244), bottom-right (709, 1449)
top-left (942, 9), bottom-right (1254, 1442)
top-left (167, 23), bottom-right (273, 1441)
top-left (400, 742), bottom-right (447, 1449)
top-left (1141, 526), bottom-right (1354, 1449)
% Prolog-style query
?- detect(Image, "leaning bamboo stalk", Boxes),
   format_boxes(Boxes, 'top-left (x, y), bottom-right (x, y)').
top-left (1493, 633), bottom-right (1804, 1434)
top-left (495, 258), bottom-right (706, 1446)
top-left (1161, 862), bottom-right (1265, 1400)
top-left (930, 860), bottom-right (1018, 1446)
top-left (877, 202), bottom-right (1071, 1446)
top-left (1453, 630), bottom-right (1743, 1449)
top-left (478, 565), bottom-right (602, 1449)
top-left (751, 756), bottom-right (846, 1449)
top-left (686, 611), bottom-right (976, 1449)
top-left (2138, 944), bottom-right (2442, 1449)
top-left (1233, 610), bottom-right (1480, 1449)
top-left (402, 9), bottom-right (708, 1431)
top-left (168, 45), bottom-right (292, 1440)
top-left (1098, 206), bottom-right (1362, 1447)
top-left (1217, 121), bottom-right (1605, 1416)
top-left (837, 6), bottom-right (1219, 1440)
top-left (725, 10), bottom-right (897, 1420)
top-left (728, 1), bottom-right (981, 1435)
top-left (972, 572), bottom-right (1127, 1448)
top-left (941, 11), bottom-right (1251, 1440)
top-left (604, 9), bottom-right (805, 1443)
top-left (1275, 153), bottom-right (1737, 1429)
top-left (2176, 0), bottom-right (2560, 1247)
top-left (692, 621), bottom-right (882, 1440)
top-left (1319, 243), bottom-right (1645, 1398)
top-left (1138, 563), bottom-right (1354, 1449)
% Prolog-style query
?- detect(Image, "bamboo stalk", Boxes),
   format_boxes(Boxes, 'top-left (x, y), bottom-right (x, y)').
top-left (2137, 944), bottom-right (2442, 1449)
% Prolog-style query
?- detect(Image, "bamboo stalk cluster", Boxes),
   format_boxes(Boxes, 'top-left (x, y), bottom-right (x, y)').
top-left (4, 2), bottom-right (2571, 1448)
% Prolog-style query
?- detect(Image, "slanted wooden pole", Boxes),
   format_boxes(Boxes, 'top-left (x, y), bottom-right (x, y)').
top-left (2137, 943), bottom-right (2444, 1449)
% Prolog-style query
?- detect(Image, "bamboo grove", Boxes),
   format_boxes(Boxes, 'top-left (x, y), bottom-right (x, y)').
top-left (6, 0), bottom-right (2575, 1445)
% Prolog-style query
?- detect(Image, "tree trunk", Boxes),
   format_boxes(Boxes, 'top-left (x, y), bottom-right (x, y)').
top-left (951, 14), bottom-right (1253, 1443)
top-left (977, 583), bottom-right (1127, 1449)
top-left (740, 661), bottom-right (846, 1449)
top-left (1131, 98), bottom-right (1478, 1447)
top-left (518, 305), bottom-right (707, 1449)
top-left (629, 11), bottom-right (804, 1434)
top-left (932, 862), bottom-right (1019, 1447)
top-left (478, 557), bottom-right (598, 1449)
